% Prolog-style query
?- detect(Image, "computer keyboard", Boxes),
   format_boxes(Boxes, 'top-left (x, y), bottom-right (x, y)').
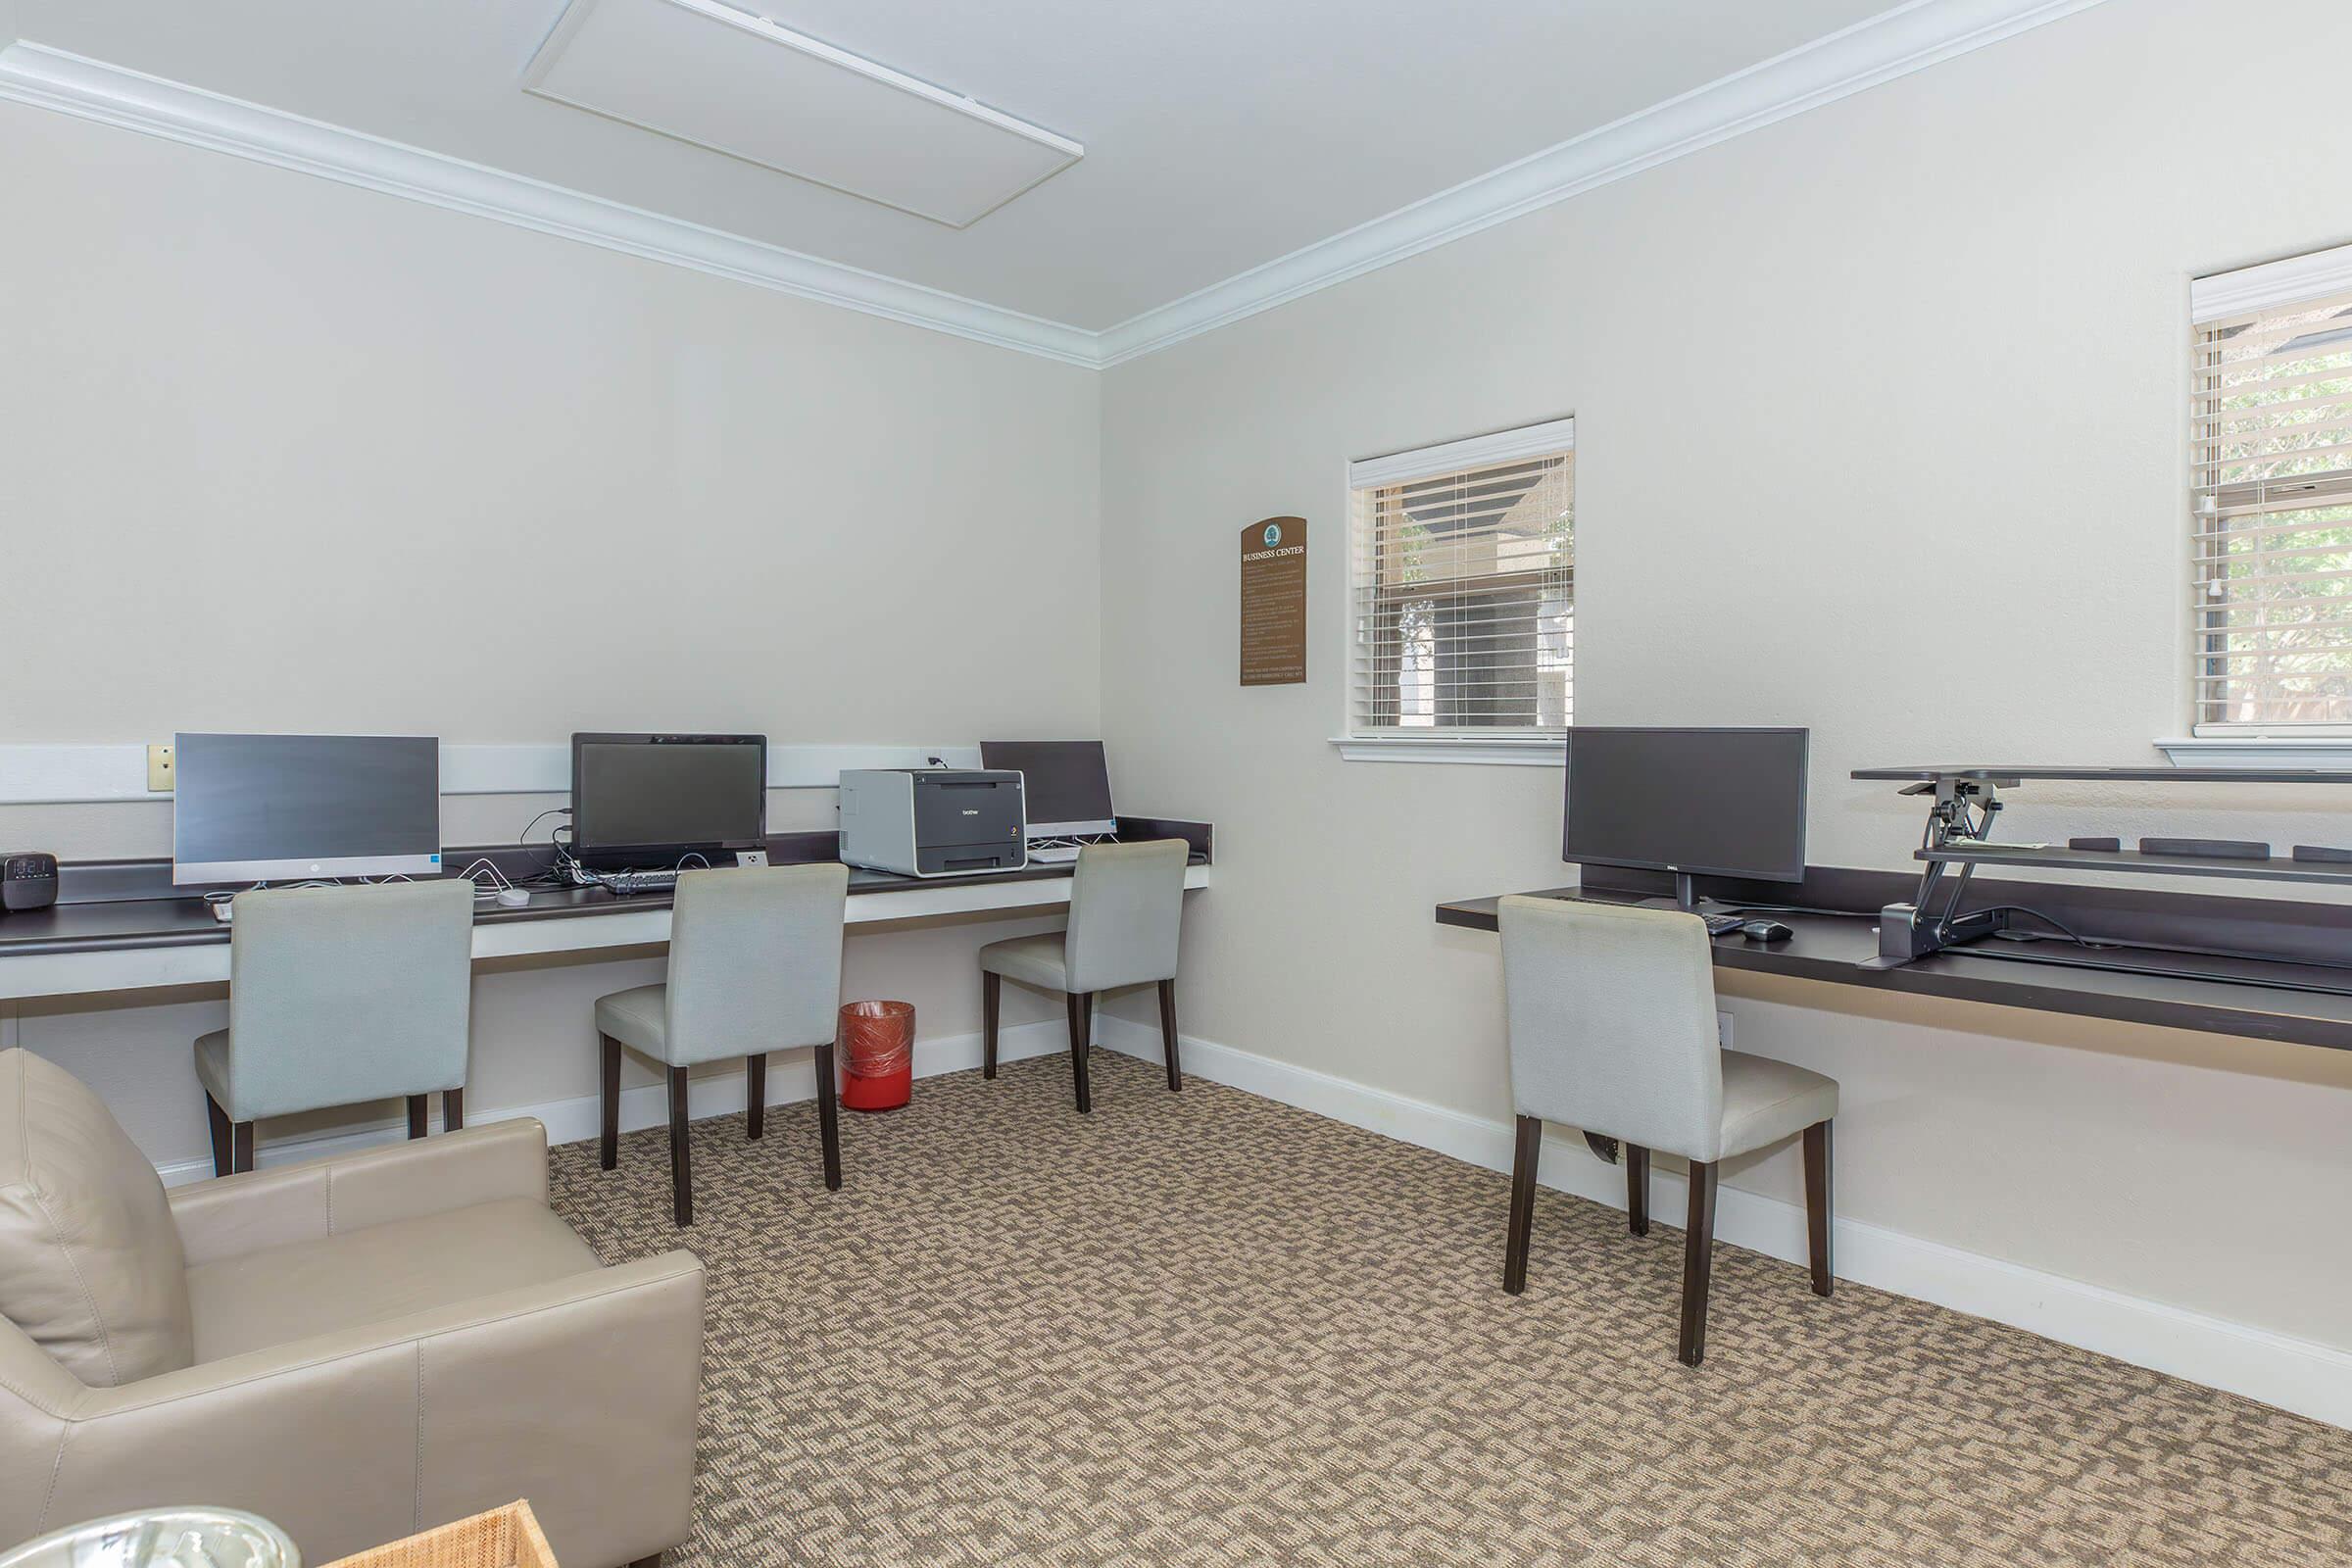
top-left (1024, 845), bottom-right (1081, 864)
top-left (592, 868), bottom-right (685, 896)
top-left (1701, 912), bottom-right (1746, 936)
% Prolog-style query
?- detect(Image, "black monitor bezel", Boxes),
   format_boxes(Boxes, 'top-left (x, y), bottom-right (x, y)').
top-left (568, 732), bottom-right (767, 867)
top-left (1561, 725), bottom-right (1809, 886)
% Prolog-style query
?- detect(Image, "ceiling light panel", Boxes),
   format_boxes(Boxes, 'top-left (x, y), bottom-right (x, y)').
top-left (523, 0), bottom-right (1082, 227)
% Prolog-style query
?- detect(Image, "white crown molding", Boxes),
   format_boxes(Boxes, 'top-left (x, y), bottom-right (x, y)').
top-left (1091, 0), bottom-right (2115, 367)
top-left (0, 41), bottom-right (1101, 367)
top-left (0, 0), bottom-right (2111, 371)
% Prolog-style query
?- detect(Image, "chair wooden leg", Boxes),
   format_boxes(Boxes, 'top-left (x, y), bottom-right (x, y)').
top-left (406, 1095), bottom-right (428, 1140)
top-left (599, 1033), bottom-right (622, 1171)
top-left (1678, 1160), bottom-right (1719, 1366)
top-left (206, 1094), bottom-right (232, 1179)
top-left (1157, 978), bottom-right (1182, 1092)
top-left (814, 1039), bottom-right (842, 1191)
top-left (667, 1065), bottom-right (693, 1227)
top-left (1626, 1144), bottom-right (1650, 1237)
top-left (746, 1053), bottom-right (766, 1141)
top-left (231, 1120), bottom-right (255, 1175)
top-left (443, 1088), bottom-right (464, 1132)
top-left (1502, 1114), bottom-right (1543, 1295)
top-left (1804, 1120), bottom-right (1835, 1298)
top-left (982, 970), bottom-right (1001, 1080)
top-left (1065, 991), bottom-right (1094, 1112)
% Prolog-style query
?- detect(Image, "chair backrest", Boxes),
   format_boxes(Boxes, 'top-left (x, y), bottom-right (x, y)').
top-left (226, 879), bottom-right (476, 1122)
top-left (664, 862), bottom-right (850, 1065)
top-left (1498, 896), bottom-right (1726, 1163)
top-left (1064, 840), bottom-right (1188, 994)
top-left (0, 1049), bottom-right (193, 1387)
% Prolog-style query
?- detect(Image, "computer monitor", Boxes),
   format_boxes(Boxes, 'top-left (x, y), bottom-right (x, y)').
top-left (978, 741), bottom-right (1116, 838)
top-left (172, 733), bottom-right (443, 884)
top-left (569, 733), bottom-right (766, 867)
top-left (1562, 726), bottom-right (1809, 906)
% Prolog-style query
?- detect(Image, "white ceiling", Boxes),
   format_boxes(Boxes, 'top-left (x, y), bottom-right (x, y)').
top-left (2, 0), bottom-right (1904, 331)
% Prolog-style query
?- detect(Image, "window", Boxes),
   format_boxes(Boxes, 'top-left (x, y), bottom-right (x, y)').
top-left (2191, 245), bottom-right (2352, 732)
top-left (1342, 420), bottom-right (1574, 761)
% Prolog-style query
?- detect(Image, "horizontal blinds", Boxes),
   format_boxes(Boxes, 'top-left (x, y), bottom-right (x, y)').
top-left (2192, 278), bottom-right (2352, 728)
top-left (1348, 437), bottom-right (1574, 737)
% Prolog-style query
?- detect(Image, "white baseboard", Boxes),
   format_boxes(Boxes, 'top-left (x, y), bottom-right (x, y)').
top-left (1091, 1016), bottom-right (2352, 1431)
top-left (153, 1019), bottom-right (1068, 1187)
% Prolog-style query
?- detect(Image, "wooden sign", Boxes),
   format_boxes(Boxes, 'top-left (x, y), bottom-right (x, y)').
top-left (1240, 515), bottom-right (1307, 686)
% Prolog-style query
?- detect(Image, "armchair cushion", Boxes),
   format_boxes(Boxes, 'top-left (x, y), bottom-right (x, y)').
top-left (187, 1198), bottom-right (599, 1362)
top-left (0, 1049), bottom-right (192, 1387)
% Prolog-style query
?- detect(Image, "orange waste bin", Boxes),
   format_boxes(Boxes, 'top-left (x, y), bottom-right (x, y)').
top-left (838, 1001), bottom-right (914, 1111)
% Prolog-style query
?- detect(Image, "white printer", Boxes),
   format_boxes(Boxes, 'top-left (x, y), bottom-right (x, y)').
top-left (837, 768), bottom-right (1027, 877)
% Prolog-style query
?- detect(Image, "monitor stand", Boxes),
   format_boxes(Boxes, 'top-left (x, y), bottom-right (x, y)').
top-left (1637, 873), bottom-right (1702, 913)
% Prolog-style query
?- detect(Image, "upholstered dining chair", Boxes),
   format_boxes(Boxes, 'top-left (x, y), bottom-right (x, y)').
top-left (593, 861), bottom-right (850, 1226)
top-left (194, 879), bottom-right (474, 1176)
top-left (1496, 894), bottom-right (1838, 1365)
top-left (976, 838), bottom-right (1189, 1112)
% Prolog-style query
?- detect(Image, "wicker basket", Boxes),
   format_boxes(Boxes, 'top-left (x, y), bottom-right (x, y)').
top-left (321, 1501), bottom-right (557, 1568)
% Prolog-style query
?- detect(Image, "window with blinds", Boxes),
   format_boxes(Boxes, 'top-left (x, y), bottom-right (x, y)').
top-left (1347, 421), bottom-right (1575, 741)
top-left (2192, 250), bottom-right (2352, 730)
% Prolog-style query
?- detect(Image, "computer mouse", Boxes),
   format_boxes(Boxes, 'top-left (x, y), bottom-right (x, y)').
top-left (1740, 918), bottom-right (1793, 943)
top-left (496, 886), bottom-right (532, 907)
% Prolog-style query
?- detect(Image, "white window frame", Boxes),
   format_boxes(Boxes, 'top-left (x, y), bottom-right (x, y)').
top-left (1331, 417), bottom-right (1575, 765)
top-left (2160, 242), bottom-right (2352, 766)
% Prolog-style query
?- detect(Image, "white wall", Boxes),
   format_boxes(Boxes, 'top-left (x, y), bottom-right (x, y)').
top-left (0, 99), bottom-right (1102, 1169)
top-left (1098, 0), bottom-right (2352, 1357)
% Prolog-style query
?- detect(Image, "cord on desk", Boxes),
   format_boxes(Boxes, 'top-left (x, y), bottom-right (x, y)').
top-left (1968, 905), bottom-right (2108, 949)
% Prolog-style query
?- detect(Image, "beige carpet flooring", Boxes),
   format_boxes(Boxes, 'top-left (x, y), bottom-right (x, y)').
top-left (547, 1052), bottom-right (2352, 1567)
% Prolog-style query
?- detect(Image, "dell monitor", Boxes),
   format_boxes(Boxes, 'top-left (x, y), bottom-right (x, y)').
top-left (570, 733), bottom-right (766, 868)
top-left (172, 733), bottom-right (443, 884)
top-left (1562, 726), bottom-right (1809, 908)
top-left (978, 741), bottom-right (1116, 838)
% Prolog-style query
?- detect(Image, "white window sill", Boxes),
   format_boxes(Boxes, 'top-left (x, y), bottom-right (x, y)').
top-left (2154, 736), bottom-right (2352, 767)
top-left (1329, 735), bottom-right (1564, 766)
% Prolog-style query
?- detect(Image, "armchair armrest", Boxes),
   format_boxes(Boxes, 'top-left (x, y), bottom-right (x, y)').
top-left (170, 1119), bottom-right (551, 1267)
top-left (5, 1251), bottom-right (703, 1568)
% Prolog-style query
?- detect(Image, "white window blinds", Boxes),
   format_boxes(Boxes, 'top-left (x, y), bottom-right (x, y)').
top-left (1347, 421), bottom-right (1575, 739)
top-left (2192, 248), bottom-right (2352, 730)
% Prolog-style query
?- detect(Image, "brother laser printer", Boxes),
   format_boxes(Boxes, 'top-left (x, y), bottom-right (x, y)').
top-left (837, 768), bottom-right (1027, 877)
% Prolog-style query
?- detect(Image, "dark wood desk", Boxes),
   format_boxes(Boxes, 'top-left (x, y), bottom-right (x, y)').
top-left (1437, 865), bottom-right (2352, 1054)
top-left (1, 818), bottom-right (1211, 1002)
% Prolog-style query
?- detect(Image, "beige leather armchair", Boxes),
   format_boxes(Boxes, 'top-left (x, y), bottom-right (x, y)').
top-left (0, 1049), bottom-right (703, 1568)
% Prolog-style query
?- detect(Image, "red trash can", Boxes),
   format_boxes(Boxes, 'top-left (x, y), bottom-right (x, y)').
top-left (838, 1000), bottom-right (914, 1111)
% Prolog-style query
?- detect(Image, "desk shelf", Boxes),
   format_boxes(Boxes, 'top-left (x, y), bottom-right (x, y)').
top-left (1916, 842), bottom-right (2352, 887)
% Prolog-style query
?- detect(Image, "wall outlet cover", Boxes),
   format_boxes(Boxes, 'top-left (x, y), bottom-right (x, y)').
top-left (1717, 1010), bottom-right (1734, 1049)
top-left (146, 744), bottom-right (173, 793)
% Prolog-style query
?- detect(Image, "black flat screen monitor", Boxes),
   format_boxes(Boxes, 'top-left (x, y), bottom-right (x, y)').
top-left (172, 733), bottom-right (442, 884)
top-left (570, 733), bottom-right (766, 866)
top-left (978, 741), bottom-right (1116, 837)
top-left (1562, 727), bottom-right (1809, 895)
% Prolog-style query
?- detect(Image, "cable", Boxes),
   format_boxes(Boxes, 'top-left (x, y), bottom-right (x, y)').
top-left (1964, 904), bottom-right (2107, 949)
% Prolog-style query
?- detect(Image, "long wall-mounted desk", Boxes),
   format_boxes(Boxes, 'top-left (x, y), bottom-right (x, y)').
top-left (1, 817), bottom-right (1211, 1004)
top-left (1437, 863), bottom-right (2352, 1054)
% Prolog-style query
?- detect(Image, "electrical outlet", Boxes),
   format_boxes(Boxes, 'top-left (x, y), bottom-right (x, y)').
top-left (146, 744), bottom-right (174, 793)
top-left (1716, 1009), bottom-right (1734, 1049)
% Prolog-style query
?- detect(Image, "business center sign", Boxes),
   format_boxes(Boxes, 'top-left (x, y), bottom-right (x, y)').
top-left (1239, 515), bottom-right (1307, 686)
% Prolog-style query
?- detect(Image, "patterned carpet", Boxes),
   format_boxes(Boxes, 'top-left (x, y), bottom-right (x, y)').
top-left (547, 1053), bottom-right (2352, 1567)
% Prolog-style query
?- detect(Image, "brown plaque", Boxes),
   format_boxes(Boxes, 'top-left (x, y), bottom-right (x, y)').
top-left (1240, 515), bottom-right (1307, 686)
